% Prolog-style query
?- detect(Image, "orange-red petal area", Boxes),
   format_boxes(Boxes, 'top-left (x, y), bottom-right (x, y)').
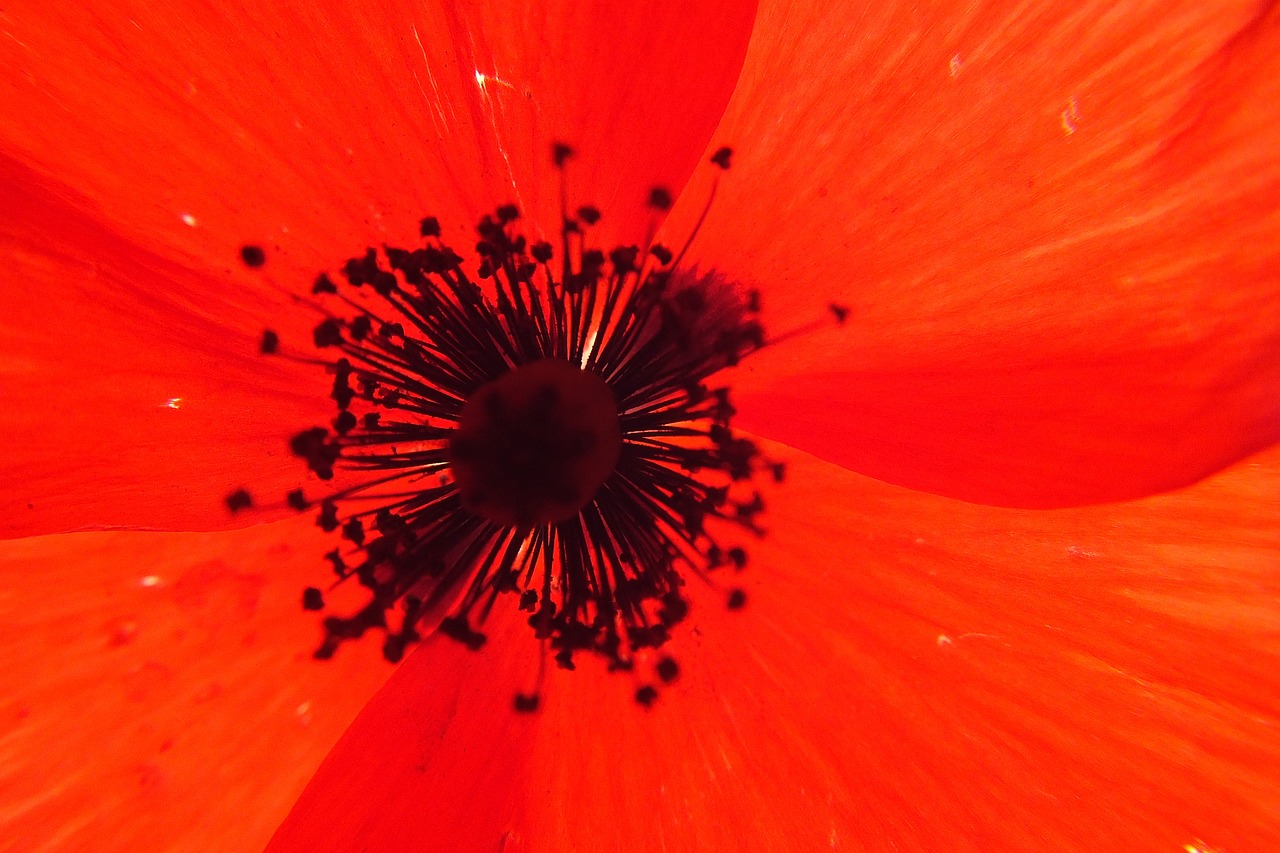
top-left (0, 159), bottom-right (335, 539)
top-left (0, 516), bottom-right (394, 852)
top-left (273, 439), bottom-right (1280, 852)
top-left (675, 0), bottom-right (1280, 507)
top-left (0, 0), bottom-right (756, 537)
top-left (0, 0), bottom-right (755, 262)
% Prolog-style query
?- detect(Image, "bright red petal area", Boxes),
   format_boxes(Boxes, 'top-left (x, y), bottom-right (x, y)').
top-left (0, 518), bottom-right (394, 852)
top-left (0, 0), bottom-right (755, 536)
top-left (681, 0), bottom-right (1280, 506)
top-left (272, 440), bottom-right (1280, 851)
top-left (0, 160), bottom-right (335, 538)
top-left (267, 610), bottom-right (536, 852)
top-left (0, 0), bottom-right (755, 259)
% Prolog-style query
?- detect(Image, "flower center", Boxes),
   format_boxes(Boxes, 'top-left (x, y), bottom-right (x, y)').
top-left (239, 143), bottom-right (841, 707)
top-left (449, 358), bottom-right (622, 526)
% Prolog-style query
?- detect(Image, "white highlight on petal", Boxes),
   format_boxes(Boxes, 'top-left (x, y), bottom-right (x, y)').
top-left (474, 69), bottom-right (515, 92)
top-left (411, 23), bottom-right (451, 133)
top-left (473, 67), bottom-right (525, 215)
top-left (1061, 96), bottom-right (1081, 135)
top-left (163, 397), bottom-right (183, 409)
top-left (1185, 841), bottom-right (1225, 853)
top-left (180, 213), bottom-right (198, 227)
top-left (139, 575), bottom-right (162, 588)
top-left (3, 27), bottom-right (30, 50)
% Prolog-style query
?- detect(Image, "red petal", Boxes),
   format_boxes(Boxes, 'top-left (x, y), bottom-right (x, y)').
top-left (272, 440), bottom-right (1280, 850)
top-left (680, 0), bottom-right (1280, 505)
top-left (0, 161), bottom-right (333, 538)
top-left (0, 0), bottom-right (756, 535)
top-left (0, 518), bottom-right (393, 851)
top-left (267, 608), bottom-right (537, 852)
top-left (2, 0), bottom-right (754, 256)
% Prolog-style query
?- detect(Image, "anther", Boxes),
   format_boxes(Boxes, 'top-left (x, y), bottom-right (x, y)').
top-left (225, 488), bottom-right (252, 514)
top-left (648, 187), bottom-right (673, 210)
top-left (656, 657), bottom-right (680, 683)
top-left (240, 245), bottom-right (266, 268)
top-left (552, 142), bottom-right (575, 168)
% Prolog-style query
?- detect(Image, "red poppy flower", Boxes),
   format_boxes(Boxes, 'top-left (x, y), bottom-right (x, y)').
top-left (2, 1), bottom-right (1278, 851)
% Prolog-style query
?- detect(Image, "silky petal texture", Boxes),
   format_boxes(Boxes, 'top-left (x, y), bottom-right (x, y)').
top-left (272, 440), bottom-right (1280, 852)
top-left (676, 0), bottom-right (1280, 507)
top-left (0, 516), bottom-right (394, 852)
top-left (0, 160), bottom-right (336, 539)
top-left (0, 0), bottom-right (755, 537)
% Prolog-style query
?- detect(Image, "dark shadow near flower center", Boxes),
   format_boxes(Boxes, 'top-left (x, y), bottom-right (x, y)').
top-left (449, 358), bottom-right (622, 526)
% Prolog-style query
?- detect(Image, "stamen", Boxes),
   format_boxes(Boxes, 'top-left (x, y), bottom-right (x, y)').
top-left (240, 244), bottom-right (267, 268)
top-left (225, 488), bottom-right (253, 514)
top-left (254, 144), bottom-right (810, 706)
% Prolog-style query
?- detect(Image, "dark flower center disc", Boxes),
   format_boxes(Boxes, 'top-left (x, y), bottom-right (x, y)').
top-left (449, 358), bottom-right (622, 526)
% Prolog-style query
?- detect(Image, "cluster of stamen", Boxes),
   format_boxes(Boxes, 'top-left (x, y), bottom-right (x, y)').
top-left (251, 146), bottom-right (789, 706)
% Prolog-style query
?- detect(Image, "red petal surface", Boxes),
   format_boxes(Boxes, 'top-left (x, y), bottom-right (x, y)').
top-left (0, 0), bottom-right (755, 536)
top-left (272, 439), bottom-right (1280, 851)
top-left (0, 159), bottom-right (335, 539)
top-left (680, 0), bottom-right (1280, 506)
top-left (0, 517), bottom-right (394, 853)
top-left (268, 606), bottom-right (537, 852)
